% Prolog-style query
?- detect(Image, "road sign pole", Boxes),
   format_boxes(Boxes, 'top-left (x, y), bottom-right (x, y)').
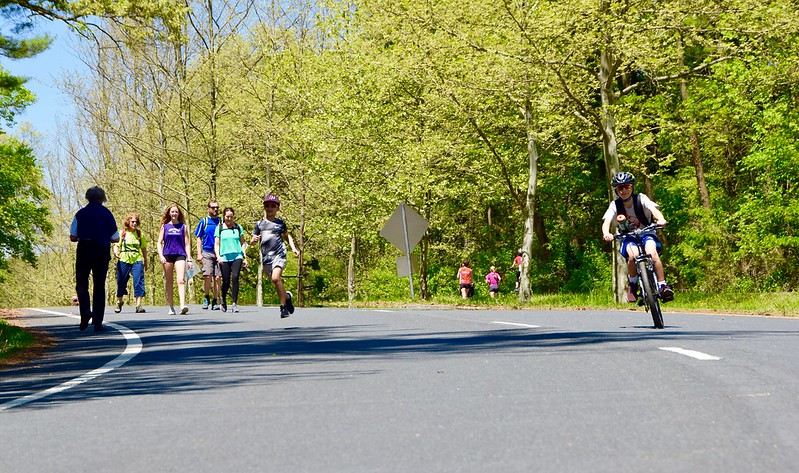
top-left (401, 203), bottom-right (415, 299)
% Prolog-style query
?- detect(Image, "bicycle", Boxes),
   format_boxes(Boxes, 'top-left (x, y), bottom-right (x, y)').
top-left (614, 223), bottom-right (665, 329)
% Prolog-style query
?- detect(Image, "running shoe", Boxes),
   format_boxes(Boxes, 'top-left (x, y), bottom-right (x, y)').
top-left (135, 305), bottom-right (146, 313)
top-left (232, 303), bottom-right (239, 313)
top-left (168, 307), bottom-right (176, 315)
top-left (221, 298), bottom-right (227, 312)
top-left (115, 300), bottom-right (123, 313)
top-left (202, 296), bottom-right (210, 310)
top-left (180, 306), bottom-right (189, 315)
top-left (211, 299), bottom-right (220, 310)
top-left (280, 305), bottom-right (290, 318)
top-left (285, 291), bottom-right (295, 314)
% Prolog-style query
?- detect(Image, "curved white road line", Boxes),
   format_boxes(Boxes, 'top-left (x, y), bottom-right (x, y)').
top-left (1, 308), bottom-right (142, 411)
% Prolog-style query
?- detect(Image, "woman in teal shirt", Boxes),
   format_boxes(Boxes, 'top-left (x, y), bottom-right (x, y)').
top-left (214, 207), bottom-right (248, 312)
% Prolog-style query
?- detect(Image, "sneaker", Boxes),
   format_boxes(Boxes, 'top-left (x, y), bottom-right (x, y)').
top-left (280, 305), bottom-right (290, 318)
top-left (659, 285), bottom-right (674, 302)
top-left (135, 305), bottom-right (146, 313)
top-left (221, 299), bottom-right (227, 312)
top-left (285, 291), bottom-right (295, 315)
top-left (626, 284), bottom-right (638, 303)
top-left (115, 300), bottom-right (123, 313)
top-left (168, 307), bottom-right (176, 315)
top-left (180, 306), bottom-right (189, 315)
top-left (202, 296), bottom-right (210, 310)
top-left (211, 299), bottom-right (220, 310)
top-left (231, 303), bottom-right (239, 313)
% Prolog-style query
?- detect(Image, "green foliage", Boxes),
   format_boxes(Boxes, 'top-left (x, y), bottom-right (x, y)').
top-left (0, 137), bottom-right (52, 280)
top-left (0, 66), bottom-right (35, 126)
top-left (5, 0), bottom-right (799, 307)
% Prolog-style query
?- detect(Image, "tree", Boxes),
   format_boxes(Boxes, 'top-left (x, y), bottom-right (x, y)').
top-left (0, 136), bottom-right (52, 279)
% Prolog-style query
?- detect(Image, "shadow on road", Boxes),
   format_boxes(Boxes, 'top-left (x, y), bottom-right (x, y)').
top-left (3, 313), bottom-right (798, 409)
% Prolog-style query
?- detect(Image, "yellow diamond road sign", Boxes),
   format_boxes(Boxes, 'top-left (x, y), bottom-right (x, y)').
top-left (380, 203), bottom-right (428, 252)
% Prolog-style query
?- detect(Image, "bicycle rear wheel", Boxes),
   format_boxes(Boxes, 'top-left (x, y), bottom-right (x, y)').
top-left (638, 262), bottom-right (664, 329)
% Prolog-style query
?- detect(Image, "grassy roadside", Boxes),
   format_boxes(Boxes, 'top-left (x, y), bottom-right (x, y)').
top-left (334, 290), bottom-right (799, 317)
top-left (0, 310), bottom-right (56, 366)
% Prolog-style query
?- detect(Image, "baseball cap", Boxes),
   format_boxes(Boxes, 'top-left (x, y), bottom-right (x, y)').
top-left (263, 194), bottom-right (281, 205)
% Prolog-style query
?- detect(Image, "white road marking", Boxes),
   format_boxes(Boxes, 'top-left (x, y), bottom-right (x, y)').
top-left (492, 321), bottom-right (540, 328)
top-left (1, 309), bottom-right (142, 411)
top-left (659, 347), bottom-right (721, 361)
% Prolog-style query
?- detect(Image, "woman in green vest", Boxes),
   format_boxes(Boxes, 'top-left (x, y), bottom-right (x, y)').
top-left (113, 213), bottom-right (148, 313)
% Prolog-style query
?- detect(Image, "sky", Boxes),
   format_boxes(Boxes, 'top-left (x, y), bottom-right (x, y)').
top-left (4, 20), bottom-right (83, 139)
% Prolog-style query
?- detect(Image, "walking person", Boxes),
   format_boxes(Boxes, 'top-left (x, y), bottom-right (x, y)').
top-left (195, 200), bottom-right (221, 310)
top-left (215, 207), bottom-right (248, 313)
top-left (251, 194), bottom-right (299, 318)
top-left (70, 186), bottom-right (119, 332)
top-left (113, 213), bottom-right (148, 313)
top-left (512, 249), bottom-right (523, 292)
top-left (485, 265), bottom-right (501, 299)
top-left (157, 203), bottom-right (193, 315)
top-left (457, 261), bottom-right (473, 299)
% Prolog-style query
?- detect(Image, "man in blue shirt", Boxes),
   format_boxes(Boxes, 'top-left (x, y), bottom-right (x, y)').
top-left (194, 200), bottom-right (221, 310)
top-left (70, 186), bottom-right (119, 332)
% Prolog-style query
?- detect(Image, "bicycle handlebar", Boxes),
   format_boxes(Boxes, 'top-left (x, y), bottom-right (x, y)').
top-left (613, 223), bottom-right (665, 240)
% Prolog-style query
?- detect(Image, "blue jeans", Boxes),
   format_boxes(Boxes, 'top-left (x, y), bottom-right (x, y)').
top-left (116, 260), bottom-right (145, 298)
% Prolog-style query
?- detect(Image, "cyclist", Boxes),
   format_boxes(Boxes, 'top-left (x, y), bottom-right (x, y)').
top-left (601, 172), bottom-right (674, 302)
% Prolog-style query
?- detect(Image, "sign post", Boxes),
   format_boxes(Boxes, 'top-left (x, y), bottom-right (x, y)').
top-left (380, 203), bottom-right (429, 299)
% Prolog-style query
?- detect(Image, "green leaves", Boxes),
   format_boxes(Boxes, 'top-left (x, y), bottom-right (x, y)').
top-left (0, 137), bottom-right (52, 277)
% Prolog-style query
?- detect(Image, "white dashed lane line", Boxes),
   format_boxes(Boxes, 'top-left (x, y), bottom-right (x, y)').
top-left (492, 321), bottom-right (541, 328)
top-left (0, 309), bottom-right (142, 411)
top-left (659, 347), bottom-right (721, 361)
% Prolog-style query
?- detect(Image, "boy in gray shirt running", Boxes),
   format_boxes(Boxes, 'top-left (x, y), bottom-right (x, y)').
top-left (251, 194), bottom-right (300, 318)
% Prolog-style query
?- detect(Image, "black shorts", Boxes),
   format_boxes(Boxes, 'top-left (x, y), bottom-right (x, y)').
top-left (164, 254), bottom-right (186, 263)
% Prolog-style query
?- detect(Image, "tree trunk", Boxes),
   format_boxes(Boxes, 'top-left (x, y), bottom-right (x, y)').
top-left (519, 97), bottom-right (538, 302)
top-left (677, 35), bottom-right (711, 210)
top-left (599, 45), bottom-right (625, 303)
top-left (348, 233), bottom-right (356, 307)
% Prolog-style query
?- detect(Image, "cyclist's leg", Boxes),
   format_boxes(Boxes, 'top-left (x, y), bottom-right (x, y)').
top-left (621, 239), bottom-right (639, 276)
top-left (644, 237), bottom-right (665, 282)
top-left (620, 239), bottom-right (640, 302)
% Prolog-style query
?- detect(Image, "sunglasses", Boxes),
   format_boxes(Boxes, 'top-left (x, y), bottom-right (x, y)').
top-left (616, 184), bottom-right (632, 191)
top-left (130, 220), bottom-right (139, 223)
top-left (209, 206), bottom-right (219, 210)
top-left (264, 203), bottom-right (279, 208)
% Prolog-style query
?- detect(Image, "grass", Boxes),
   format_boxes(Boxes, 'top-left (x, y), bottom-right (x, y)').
top-left (0, 309), bottom-right (56, 366)
top-left (335, 290), bottom-right (799, 317)
top-left (0, 319), bottom-right (37, 363)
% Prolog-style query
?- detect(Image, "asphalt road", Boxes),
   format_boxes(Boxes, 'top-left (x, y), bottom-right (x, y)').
top-left (1, 305), bottom-right (798, 472)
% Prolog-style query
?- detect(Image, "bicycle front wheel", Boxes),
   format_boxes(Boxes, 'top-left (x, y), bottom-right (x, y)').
top-left (638, 262), bottom-right (664, 329)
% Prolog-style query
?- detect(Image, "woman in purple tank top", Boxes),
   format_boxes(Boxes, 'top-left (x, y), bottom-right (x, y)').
top-left (157, 203), bottom-right (193, 315)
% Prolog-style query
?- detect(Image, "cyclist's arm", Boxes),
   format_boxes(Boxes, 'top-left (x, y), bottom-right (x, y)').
top-left (601, 217), bottom-right (614, 241)
top-left (650, 207), bottom-right (667, 226)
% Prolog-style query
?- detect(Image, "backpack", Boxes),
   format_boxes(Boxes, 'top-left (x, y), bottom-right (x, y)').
top-left (121, 228), bottom-right (142, 241)
top-left (614, 193), bottom-right (650, 227)
top-left (198, 216), bottom-right (214, 236)
top-left (119, 228), bottom-right (142, 256)
top-left (219, 223), bottom-right (243, 237)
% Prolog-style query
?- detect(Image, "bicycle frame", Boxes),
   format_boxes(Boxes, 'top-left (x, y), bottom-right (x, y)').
top-left (616, 224), bottom-right (665, 329)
